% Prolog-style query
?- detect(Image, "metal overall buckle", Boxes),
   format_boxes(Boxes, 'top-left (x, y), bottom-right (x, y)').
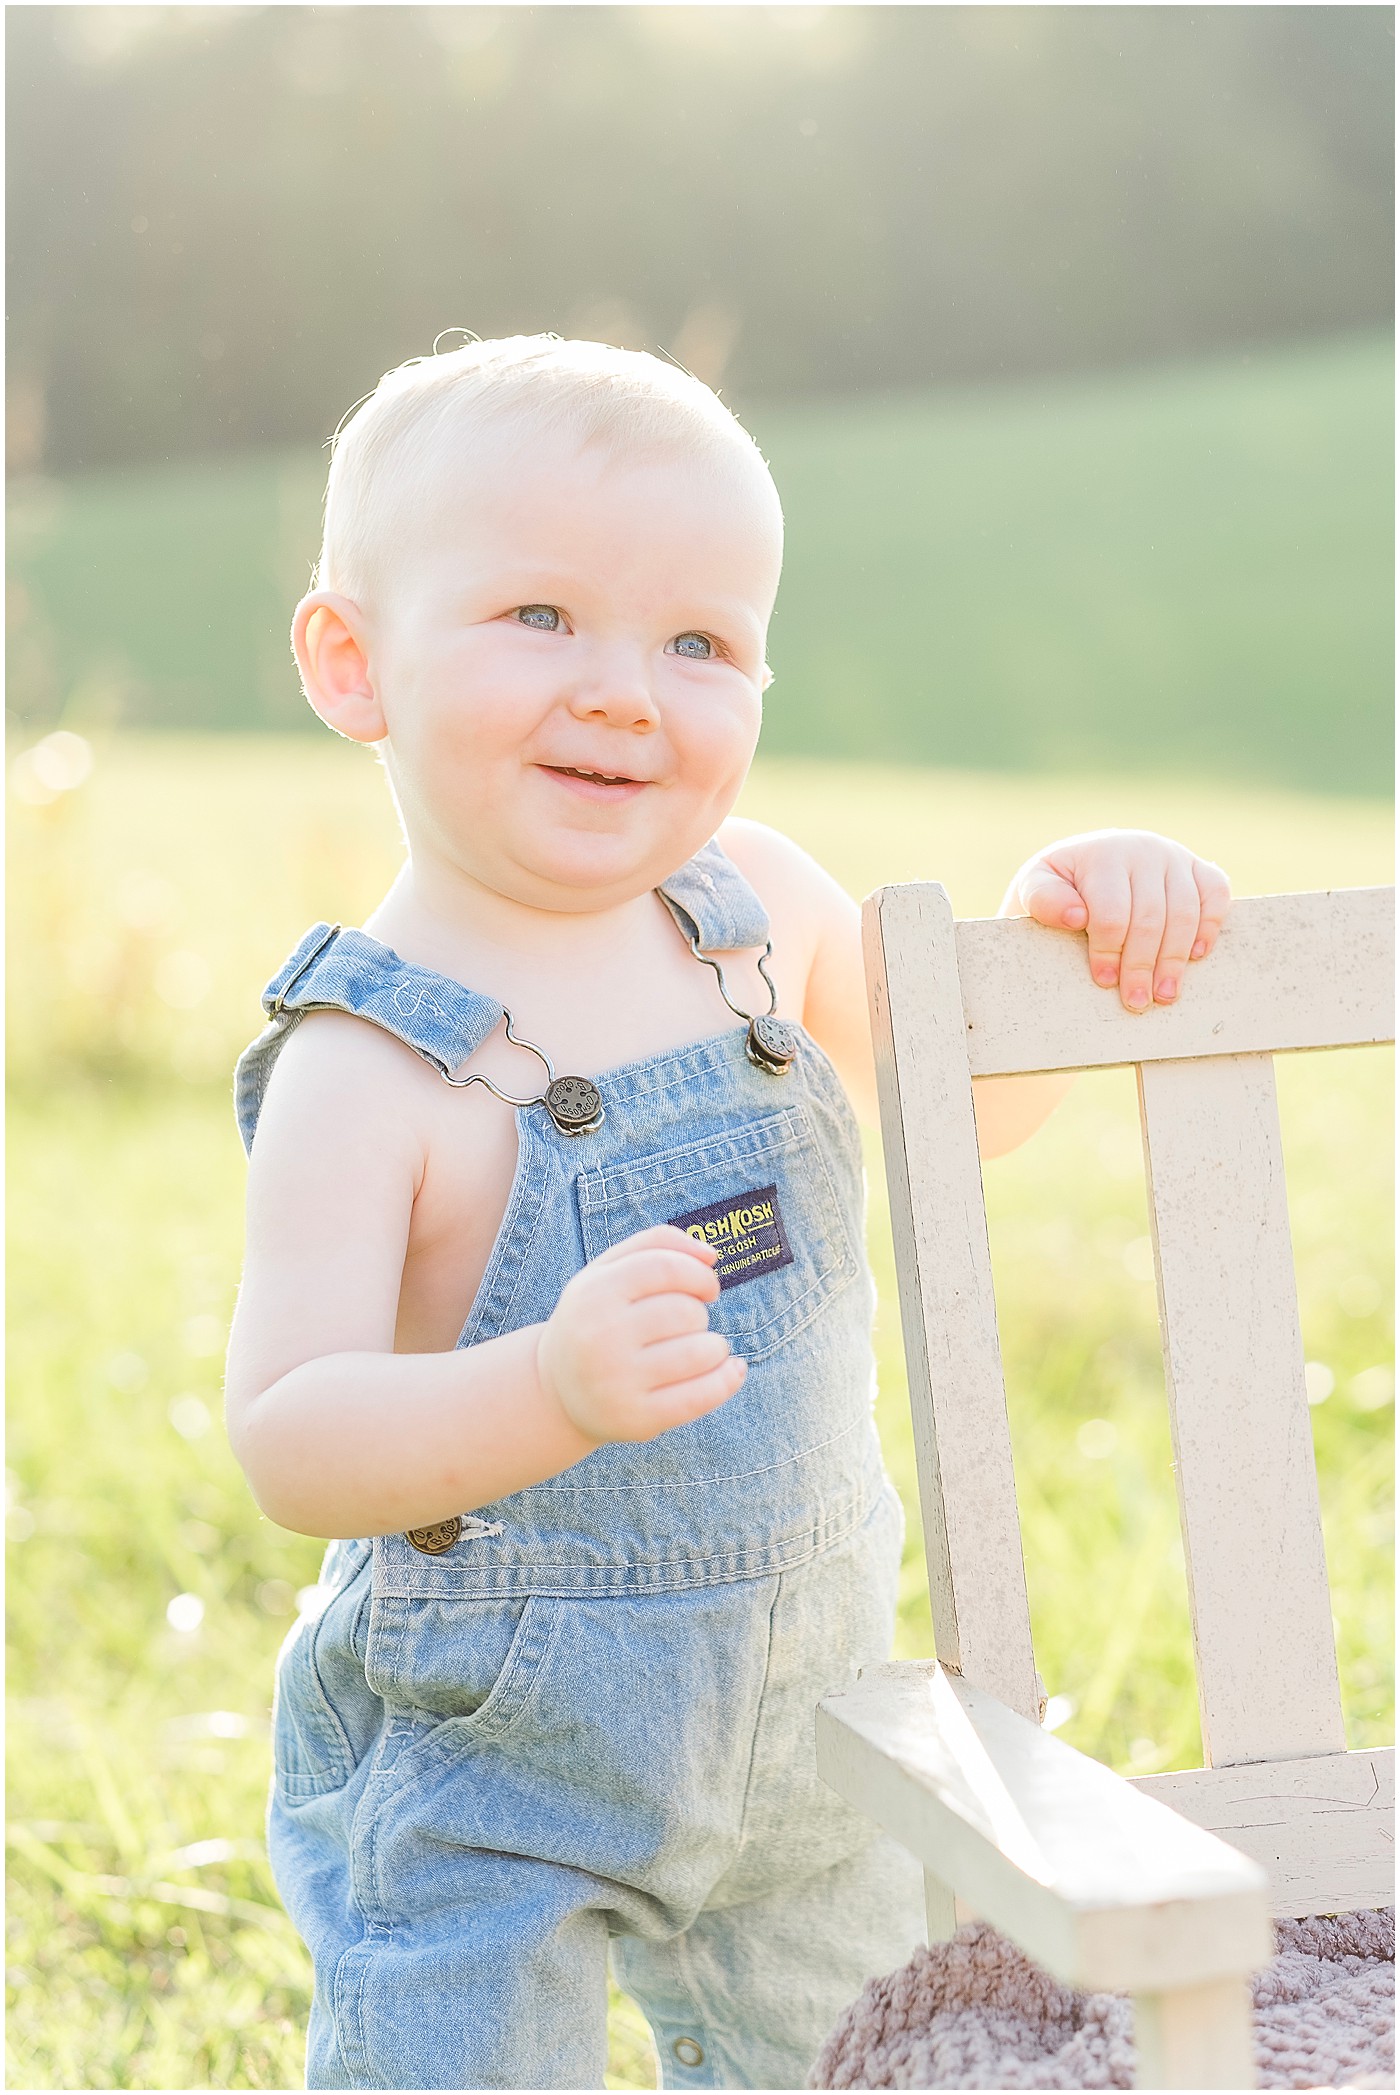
top-left (687, 937), bottom-right (800, 1075)
top-left (437, 1008), bottom-right (604, 1136)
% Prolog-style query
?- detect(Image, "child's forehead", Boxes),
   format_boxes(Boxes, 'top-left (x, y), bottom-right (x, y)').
top-left (428, 419), bottom-right (772, 515)
top-left (409, 424), bottom-right (782, 578)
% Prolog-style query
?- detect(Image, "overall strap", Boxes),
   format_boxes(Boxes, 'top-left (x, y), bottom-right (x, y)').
top-left (656, 837), bottom-right (770, 954)
top-left (234, 924), bottom-right (504, 1154)
top-left (235, 841), bottom-right (770, 1154)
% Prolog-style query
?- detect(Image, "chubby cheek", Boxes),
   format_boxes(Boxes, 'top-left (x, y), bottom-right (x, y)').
top-left (667, 688), bottom-right (761, 811)
top-left (391, 644), bottom-right (548, 791)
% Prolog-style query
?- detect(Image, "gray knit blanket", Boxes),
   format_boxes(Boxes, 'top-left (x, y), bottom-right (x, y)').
top-left (810, 1910), bottom-right (1394, 2090)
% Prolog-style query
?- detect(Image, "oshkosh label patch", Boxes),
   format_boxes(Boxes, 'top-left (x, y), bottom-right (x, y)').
top-left (668, 1183), bottom-right (793, 1291)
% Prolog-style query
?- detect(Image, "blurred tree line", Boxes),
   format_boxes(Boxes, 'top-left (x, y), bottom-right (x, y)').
top-left (7, 4), bottom-right (1393, 475)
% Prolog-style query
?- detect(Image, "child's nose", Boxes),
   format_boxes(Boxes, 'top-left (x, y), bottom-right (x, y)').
top-left (566, 652), bottom-right (660, 731)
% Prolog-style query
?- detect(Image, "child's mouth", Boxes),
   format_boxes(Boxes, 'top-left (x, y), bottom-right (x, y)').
top-left (540, 764), bottom-right (648, 802)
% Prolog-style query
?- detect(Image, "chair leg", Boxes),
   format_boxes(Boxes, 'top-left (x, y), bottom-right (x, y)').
top-left (924, 1869), bottom-right (956, 1942)
top-left (1133, 1974), bottom-right (1256, 2089)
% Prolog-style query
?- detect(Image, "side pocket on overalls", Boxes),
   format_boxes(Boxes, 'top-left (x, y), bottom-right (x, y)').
top-left (273, 1540), bottom-right (383, 1802)
top-left (362, 1589), bottom-right (562, 1751)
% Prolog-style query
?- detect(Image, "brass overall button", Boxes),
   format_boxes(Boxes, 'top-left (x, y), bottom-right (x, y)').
top-left (672, 2038), bottom-right (705, 2068)
top-left (745, 1014), bottom-right (799, 1074)
top-left (404, 1516), bottom-right (462, 1555)
top-left (545, 1074), bottom-right (605, 1134)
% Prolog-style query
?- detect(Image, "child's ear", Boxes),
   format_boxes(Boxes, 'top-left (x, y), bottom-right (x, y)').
top-left (291, 593), bottom-right (387, 743)
top-left (760, 663), bottom-right (775, 692)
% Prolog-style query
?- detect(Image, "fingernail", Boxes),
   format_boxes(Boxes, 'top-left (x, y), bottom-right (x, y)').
top-left (1191, 940), bottom-right (1206, 960)
top-left (1062, 905), bottom-right (1087, 928)
top-left (1126, 986), bottom-right (1149, 1011)
top-left (1094, 965), bottom-right (1118, 987)
top-left (1156, 978), bottom-right (1177, 1002)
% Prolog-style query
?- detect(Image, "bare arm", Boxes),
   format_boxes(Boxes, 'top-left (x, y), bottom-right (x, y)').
top-left (723, 819), bottom-right (1230, 1159)
top-left (225, 1017), bottom-right (742, 1539)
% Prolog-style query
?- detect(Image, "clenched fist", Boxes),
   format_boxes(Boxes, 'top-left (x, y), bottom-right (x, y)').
top-left (536, 1225), bottom-right (747, 1444)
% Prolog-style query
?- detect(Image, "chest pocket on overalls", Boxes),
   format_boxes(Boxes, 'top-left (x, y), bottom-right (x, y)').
top-left (576, 1105), bottom-right (860, 1364)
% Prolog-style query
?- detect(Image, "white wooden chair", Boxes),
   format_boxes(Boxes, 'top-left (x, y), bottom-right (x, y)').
top-left (816, 885), bottom-right (1395, 2090)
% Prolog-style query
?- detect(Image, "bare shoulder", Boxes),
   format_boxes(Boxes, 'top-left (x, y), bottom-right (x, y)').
top-left (717, 816), bottom-right (854, 941)
top-left (720, 817), bottom-right (874, 1115)
top-left (252, 1009), bottom-right (429, 1183)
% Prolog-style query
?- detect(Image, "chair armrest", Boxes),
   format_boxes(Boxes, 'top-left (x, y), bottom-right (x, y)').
top-left (816, 1659), bottom-right (1272, 1994)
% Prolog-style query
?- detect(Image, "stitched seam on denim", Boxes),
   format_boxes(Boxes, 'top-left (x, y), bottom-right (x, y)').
top-left (358, 1717), bottom-right (429, 1931)
top-left (364, 1586), bottom-right (405, 1701)
top-left (276, 999), bottom-right (456, 1078)
top-left (737, 1258), bottom-right (858, 1360)
top-left (722, 1085), bottom-right (867, 1351)
top-left (371, 1485), bottom-right (883, 1597)
top-left (329, 1716), bottom-right (419, 2071)
top-left (605, 1035), bottom-right (746, 1099)
top-left (244, 1010), bottom-right (301, 1143)
top-left (524, 1414), bottom-right (868, 1490)
top-left (472, 1125), bottom-right (550, 1343)
top-left (275, 1619), bottom-right (355, 1796)
top-left (578, 1110), bottom-right (806, 1205)
top-left (454, 1110), bottom-right (537, 1348)
top-left (732, 1575), bottom-right (780, 1871)
top-left (349, 1583), bottom-right (372, 1670)
top-left (330, 1935), bottom-right (375, 2087)
top-left (426, 1594), bottom-right (544, 1742)
top-left (565, 1032), bottom-right (776, 1108)
top-left (307, 1609), bottom-right (358, 1777)
top-left (430, 1599), bottom-right (563, 1755)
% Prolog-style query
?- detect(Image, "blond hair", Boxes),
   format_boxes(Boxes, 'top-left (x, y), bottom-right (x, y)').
top-left (315, 333), bottom-right (778, 606)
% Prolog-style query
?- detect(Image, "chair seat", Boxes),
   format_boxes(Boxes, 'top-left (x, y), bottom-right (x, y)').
top-left (808, 1910), bottom-right (1395, 2091)
top-left (815, 1660), bottom-right (1270, 1994)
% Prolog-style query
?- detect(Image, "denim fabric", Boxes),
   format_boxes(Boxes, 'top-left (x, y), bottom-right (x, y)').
top-left (236, 844), bottom-right (925, 2090)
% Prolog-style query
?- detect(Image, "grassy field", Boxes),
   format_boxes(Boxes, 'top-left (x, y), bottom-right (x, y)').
top-left (7, 330), bottom-right (1393, 793)
top-left (7, 737), bottom-right (1393, 2090)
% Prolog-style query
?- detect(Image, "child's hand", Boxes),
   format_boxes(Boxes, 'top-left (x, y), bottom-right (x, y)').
top-left (536, 1225), bottom-right (747, 1443)
top-left (1006, 829), bottom-right (1231, 1012)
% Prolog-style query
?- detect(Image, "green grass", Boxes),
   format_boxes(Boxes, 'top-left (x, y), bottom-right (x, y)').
top-left (7, 739), bottom-right (1392, 2088)
top-left (7, 330), bottom-right (1393, 792)
top-left (759, 329), bottom-right (1393, 793)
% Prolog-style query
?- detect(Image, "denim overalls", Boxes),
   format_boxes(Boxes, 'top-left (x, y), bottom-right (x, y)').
top-left (234, 842), bottom-right (925, 2092)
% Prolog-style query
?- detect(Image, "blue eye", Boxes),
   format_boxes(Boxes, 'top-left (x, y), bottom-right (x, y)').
top-left (514, 605), bottom-right (561, 630)
top-left (669, 633), bottom-right (714, 659)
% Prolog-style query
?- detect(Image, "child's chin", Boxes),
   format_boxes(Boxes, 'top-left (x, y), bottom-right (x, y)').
top-left (524, 829), bottom-right (687, 903)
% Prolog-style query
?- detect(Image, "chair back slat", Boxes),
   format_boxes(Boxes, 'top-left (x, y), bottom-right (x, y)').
top-left (955, 887), bottom-right (1394, 1077)
top-left (1138, 1053), bottom-right (1347, 1768)
top-left (865, 882), bottom-right (1392, 1765)
top-left (865, 884), bottom-right (1040, 1722)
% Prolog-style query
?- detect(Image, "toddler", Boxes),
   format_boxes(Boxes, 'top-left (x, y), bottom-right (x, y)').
top-left (226, 335), bottom-right (1229, 2091)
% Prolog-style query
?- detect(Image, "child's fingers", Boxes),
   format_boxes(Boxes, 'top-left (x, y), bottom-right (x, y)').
top-left (629, 1292), bottom-right (712, 1346)
top-left (589, 1225), bottom-right (717, 1271)
top-left (640, 1352), bottom-right (748, 1432)
top-left (1076, 863), bottom-right (1133, 989)
top-left (1151, 859), bottom-right (1204, 1005)
top-left (1116, 871), bottom-right (1169, 1012)
top-left (1016, 859), bottom-right (1089, 931)
top-left (641, 1330), bottom-right (734, 1386)
top-left (609, 1247), bottom-right (722, 1304)
top-left (1191, 858), bottom-right (1232, 960)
